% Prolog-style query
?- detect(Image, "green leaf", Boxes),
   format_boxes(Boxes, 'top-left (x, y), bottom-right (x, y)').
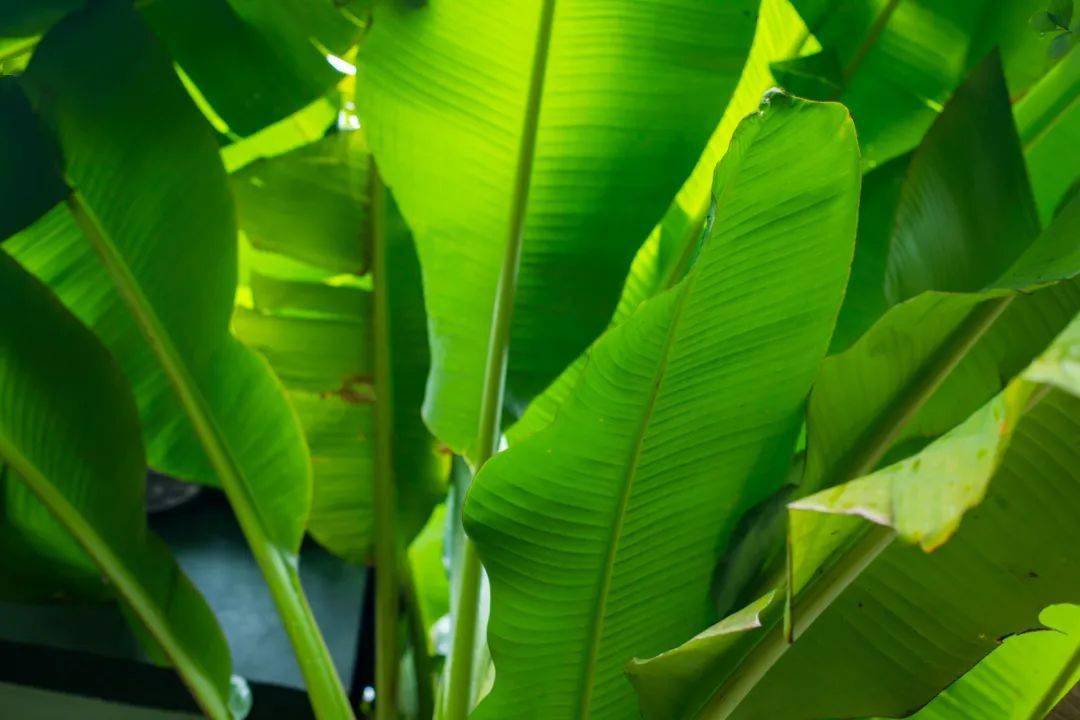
top-left (356, 0), bottom-right (759, 459)
top-left (804, 59), bottom-right (1080, 496)
top-left (464, 95), bottom-right (860, 720)
top-left (1016, 44), bottom-right (1080, 224)
top-left (139, 0), bottom-right (362, 136)
top-left (789, 0), bottom-right (994, 167)
top-left (1050, 31), bottom-right (1076, 58)
top-left (510, 0), bottom-right (813, 443)
top-left (0, 78), bottom-right (66, 239)
top-left (903, 604), bottom-right (1080, 720)
top-left (829, 154), bottom-right (909, 352)
top-left (0, 0), bottom-right (80, 38)
top-left (232, 130), bottom-right (447, 562)
top-left (631, 378), bottom-right (1080, 719)
top-left (3, 4), bottom-right (352, 714)
top-left (0, 253), bottom-right (235, 719)
top-left (885, 52), bottom-right (1039, 303)
top-left (806, 183), bottom-right (1080, 496)
top-left (231, 133), bottom-right (371, 274)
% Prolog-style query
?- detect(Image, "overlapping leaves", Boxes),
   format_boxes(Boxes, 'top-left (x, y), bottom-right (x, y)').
top-left (465, 94), bottom-right (860, 720)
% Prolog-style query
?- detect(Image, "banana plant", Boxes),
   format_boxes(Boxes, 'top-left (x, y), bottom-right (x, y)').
top-left (1, 0), bottom-right (1078, 719)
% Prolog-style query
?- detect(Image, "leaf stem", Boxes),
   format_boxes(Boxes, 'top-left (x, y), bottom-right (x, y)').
top-left (402, 559), bottom-right (436, 720)
top-left (370, 163), bottom-right (402, 720)
top-left (0, 448), bottom-right (231, 719)
top-left (841, 0), bottom-right (903, 83)
top-left (696, 525), bottom-right (896, 719)
top-left (827, 295), bottom-right (1013, 486)
top-left (66, 193), bottom-right (355, 720)
top-left (443, 1), bottom-right (558, 717)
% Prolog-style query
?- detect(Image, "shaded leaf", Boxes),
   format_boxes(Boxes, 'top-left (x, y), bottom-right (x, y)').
top-left (903, 604), bottom-right (1080, 720)
top-left (0, 78), bottom-right (66, 239)
top-left (631, 377), bottom-right (1080, 719)
top-left (0, 252), bottom-right (235, 719)
top-left (140, 0), bottom-right (363, 135)
top-left (231, 132), bottom-right (370, 274)
top-left (885, 52), bottom-right (1039, 303)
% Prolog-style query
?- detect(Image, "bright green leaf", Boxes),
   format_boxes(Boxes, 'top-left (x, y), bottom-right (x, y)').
top-left (510, 0), bottom-right (813, 443)
top-left (356, 0), bottom-right (759, 460)
top-left (465, 95), bottom-right (860, 720)
top-left (232, 130), bottom-right (447, 562)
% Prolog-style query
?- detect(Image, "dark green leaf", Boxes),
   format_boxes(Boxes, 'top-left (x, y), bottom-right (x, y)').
top-left (140, 0), bottom-right (362, 136)
top-left (0, 252), bottom-right (235, 719)
top-left (1032, 10), bottom-right (1061, 32)
top-left (769, 50), bottom-right (844, 99)
top-left (0, 78), bottom-right (66, 239)
top-left (885, 51), bottom-right (1038, 303)
top-left (1049, 0), bottom-right (1074, 28)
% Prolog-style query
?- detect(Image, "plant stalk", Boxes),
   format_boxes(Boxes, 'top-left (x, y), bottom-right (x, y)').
top-left (443, 1), bottom-right (558, 717)
top-left (67, 193), bottom-right (355, 720)
top-left (370, 164), bottom-right (402, 720)
top-left (402, 558), bottom-right (436, 720)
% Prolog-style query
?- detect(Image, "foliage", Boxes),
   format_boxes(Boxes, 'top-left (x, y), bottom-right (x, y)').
top-left (0, 1), bottom-right (1078, 720)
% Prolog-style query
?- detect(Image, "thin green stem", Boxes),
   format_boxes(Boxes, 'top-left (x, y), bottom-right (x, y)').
top-left (1028, 643), bottom-right (1080, 720)
top-left (841, 0), bottom-right (903, 83)
top-left (370, 164), bottom-right (401, 720)
top-left (402, 560), bottom-right (436, 720)
top-left (443, 1), bottom-right (558, 717)
top-left (0, 449), bottom-right (231, 719)
top-left (67, 193), bottom-right (354, 720)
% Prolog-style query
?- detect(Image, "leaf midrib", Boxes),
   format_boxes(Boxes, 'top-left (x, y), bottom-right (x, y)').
top-left (0, 435), bottom-right (229, 719)
top-left (64, 191), bottom-right (354, 719)
top-left (575, 114), bottom-right (765, 717)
